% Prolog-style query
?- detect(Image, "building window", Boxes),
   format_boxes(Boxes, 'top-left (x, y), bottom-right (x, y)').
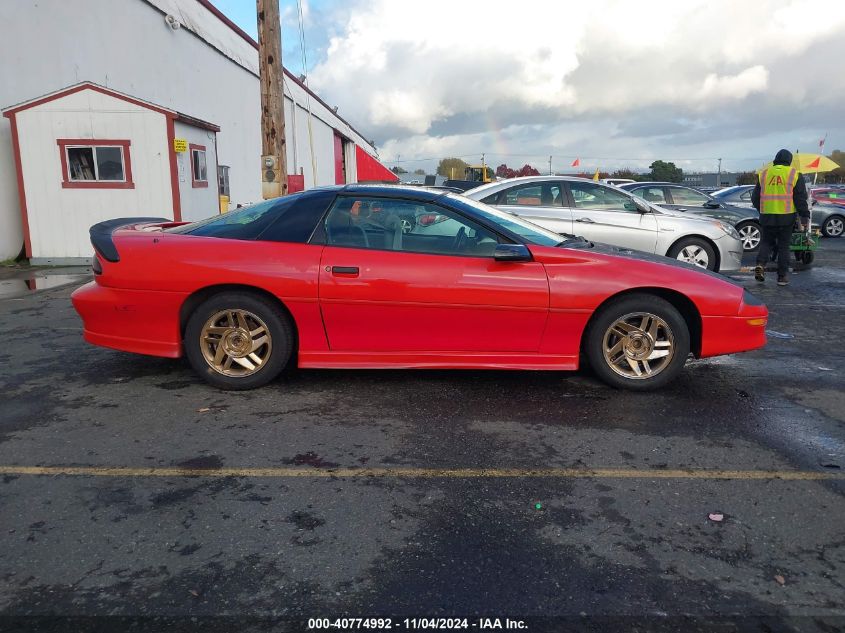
top-left (190, 144), bottom-right (208, 188)
top-left (57, 139), bottom-right (134, 189)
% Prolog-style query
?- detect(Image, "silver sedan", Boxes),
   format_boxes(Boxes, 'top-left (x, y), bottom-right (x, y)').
top-left (465, 176), bottom-right (744, 272)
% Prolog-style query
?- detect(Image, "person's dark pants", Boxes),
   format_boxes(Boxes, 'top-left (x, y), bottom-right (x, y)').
top-left (756, 214), bottom-right (795, 278)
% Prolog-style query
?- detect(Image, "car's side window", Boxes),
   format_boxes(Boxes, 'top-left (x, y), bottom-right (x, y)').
top-left (740, 190), bottom-right (752, 201)
top-left (324, 197), bottom-right (500, 257)
top-left (568, 182), bottom-right (636, 212)
top-left (669, 187), bottom-right (710, 205)
top-left (634, 186), bottom-right (668, 204)
top-left (498, 183), bottom-right (563, 207)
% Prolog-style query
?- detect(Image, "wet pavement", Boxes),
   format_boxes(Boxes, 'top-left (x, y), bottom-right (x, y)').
top-left (0, 242), bottom-right (843, 632)
top-left (0, 266), bottom-right (90, 300)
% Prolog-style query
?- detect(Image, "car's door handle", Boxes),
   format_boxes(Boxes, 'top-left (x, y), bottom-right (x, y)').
top-left (331, 266), bottom-right (359, 276)
top-left (575, 217), bottom-right (595, 223)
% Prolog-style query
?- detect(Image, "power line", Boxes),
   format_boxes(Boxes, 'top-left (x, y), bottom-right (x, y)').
top-left (390, 153), bottom-right (771, 163)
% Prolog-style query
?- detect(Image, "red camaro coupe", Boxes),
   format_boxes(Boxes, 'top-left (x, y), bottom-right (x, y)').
top-left (72, 185), bottom-right (768, 391)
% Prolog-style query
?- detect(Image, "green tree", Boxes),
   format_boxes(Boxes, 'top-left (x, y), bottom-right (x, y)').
top-left (649, 160), bottom-right (684, 183)
top-left (610, 168), bottom-right (643, 181)
top-left (736, 171), bottom-right (757, 185)
top-left (437, 157), bottom-right (469, 178)
top-left (413, 168), bottom-right (426, 175)
top-left (390, 166), bottom-right (407, 175)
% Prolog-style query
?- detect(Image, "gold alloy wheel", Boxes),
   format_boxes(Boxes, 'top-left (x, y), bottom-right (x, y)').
top-left (602, 312), bottom-right (675, 380)
top-left (200, 309), bottom-right (273, 377)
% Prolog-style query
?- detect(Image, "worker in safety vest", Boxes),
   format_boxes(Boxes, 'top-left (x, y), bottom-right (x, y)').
top-left (752, 149), bottom-right (810, 286)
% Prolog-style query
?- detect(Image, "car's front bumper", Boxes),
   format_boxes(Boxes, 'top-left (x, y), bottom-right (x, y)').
top-left (714, 235), bottom-right (743, 272)
top-left (700, 291), bottom-right (768, 357)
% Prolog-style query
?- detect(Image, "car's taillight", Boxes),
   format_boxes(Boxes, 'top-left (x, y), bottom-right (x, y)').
top-left (91, 254), bottom-right (103, 275)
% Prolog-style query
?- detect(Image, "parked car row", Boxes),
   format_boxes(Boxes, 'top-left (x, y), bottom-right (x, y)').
top-left (464, 176), bottom-right (744, 272)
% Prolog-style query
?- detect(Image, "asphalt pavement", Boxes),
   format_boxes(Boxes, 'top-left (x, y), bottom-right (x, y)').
top-left (0, 240), bottom-right (844, 632)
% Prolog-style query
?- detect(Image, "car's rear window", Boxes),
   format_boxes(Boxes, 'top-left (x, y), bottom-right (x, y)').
top-left (164, 190), bottom-right (336, 243)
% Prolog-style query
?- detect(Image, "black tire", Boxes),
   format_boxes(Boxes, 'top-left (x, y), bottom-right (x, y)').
top-left (184, 291), bottom-right (293, 390)
top-left (798, 251), bottom-right (814, 265)
top-left (585, 294), bottom-right (690, 391)
top-left (821, 215), bottom-right (844, 238)
top-left (735, 221), bottom-right (762, 252)
top-left (667, 237), bottom-right (718, 271)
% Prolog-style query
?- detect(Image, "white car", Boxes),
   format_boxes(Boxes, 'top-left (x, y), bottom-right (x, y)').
top-left (464, 176), bottom-right (744, 272)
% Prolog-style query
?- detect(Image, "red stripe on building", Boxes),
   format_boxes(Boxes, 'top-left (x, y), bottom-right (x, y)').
top-left (355, 146), bottom-right (399, 183)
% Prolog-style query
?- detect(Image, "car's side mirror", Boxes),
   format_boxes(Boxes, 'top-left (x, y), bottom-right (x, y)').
top-left (629, 198), bottom-right (651, 213)
top-left (493, 243), bottom-right (532, 262)
top-left (703, 200), bottom-right (721, 209)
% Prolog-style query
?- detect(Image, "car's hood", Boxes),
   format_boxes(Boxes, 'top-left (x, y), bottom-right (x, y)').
top-left (653, 203), bottom-right (751, 219)
top-left (649, 206), bottom-right (729, 233)
top-left (585, 240), bottom-right (743, 286)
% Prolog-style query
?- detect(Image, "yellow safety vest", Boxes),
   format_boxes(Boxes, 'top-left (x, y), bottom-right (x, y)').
top-left (759, 164), bottom-right (797, 215)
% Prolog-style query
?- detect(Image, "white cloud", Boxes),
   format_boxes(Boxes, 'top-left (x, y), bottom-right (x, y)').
top-left (306, 0), bottom-right (845, 168)
top-left (698, 66), bottom-right (770, 102)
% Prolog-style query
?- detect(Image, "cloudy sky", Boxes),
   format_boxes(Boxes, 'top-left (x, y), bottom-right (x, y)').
top-left (213, 0), bottom-right (845, 174)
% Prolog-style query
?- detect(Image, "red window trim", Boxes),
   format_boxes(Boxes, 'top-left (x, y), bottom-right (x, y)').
top-left (190, 143), bottom-right (209, 188)
top-left (57, 139), bottom-right (134, 189)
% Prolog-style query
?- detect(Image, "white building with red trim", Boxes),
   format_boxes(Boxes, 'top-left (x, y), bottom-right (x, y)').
top-left (0, 0), bottom-right (396, 263)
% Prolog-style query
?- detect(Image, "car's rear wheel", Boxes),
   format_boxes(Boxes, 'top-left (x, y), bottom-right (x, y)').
top-left (736, 221), bottom-right (761, 251)
top-left (185, 292), bottom-right (293, 390)
top-left (667, 237), bottom-right (717, 270)
top-left (822, 215), bottom-right (844, 237)
top-left (585, 295), bottom-right (690, 391)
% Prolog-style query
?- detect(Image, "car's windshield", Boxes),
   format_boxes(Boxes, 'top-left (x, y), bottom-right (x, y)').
top-left (446, 193), bottom-right (564, 246)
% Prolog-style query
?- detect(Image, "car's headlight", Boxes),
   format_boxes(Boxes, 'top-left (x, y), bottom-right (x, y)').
top-left (712, 220), bottom-right (740, 240)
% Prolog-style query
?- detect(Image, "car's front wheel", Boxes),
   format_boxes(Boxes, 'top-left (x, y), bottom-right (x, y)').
top-left (667, 237), bottom-right (717, 270)
top-left (585, 294), bottom-right (690, 390)
top-left (184, 292), bottom-right (293, 390)
top-left (736, 221), bottom-right (762, 251)
top-left (822, 215), bottom-right (844, 237)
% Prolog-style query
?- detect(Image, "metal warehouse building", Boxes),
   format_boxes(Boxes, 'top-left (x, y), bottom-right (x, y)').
top-left (0, 0), bottom-right (395, 264)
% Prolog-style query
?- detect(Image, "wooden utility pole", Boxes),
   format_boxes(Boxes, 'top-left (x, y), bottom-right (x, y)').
top-left (257, 0), bottom-right (288, 198)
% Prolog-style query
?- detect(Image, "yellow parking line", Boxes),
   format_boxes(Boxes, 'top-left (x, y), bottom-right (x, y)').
top-left (0, 466), bottom-right (840, 480)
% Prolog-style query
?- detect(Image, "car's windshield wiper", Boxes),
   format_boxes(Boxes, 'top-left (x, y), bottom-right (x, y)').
top-left (556, 233), bottom-right (592, 248)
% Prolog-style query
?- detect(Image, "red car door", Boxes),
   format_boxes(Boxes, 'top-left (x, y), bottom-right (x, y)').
top-left (317, 196), bottom-right (549, 353)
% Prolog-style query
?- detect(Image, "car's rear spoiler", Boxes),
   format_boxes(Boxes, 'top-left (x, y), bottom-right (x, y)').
top-left (90, 217), bottom-right (170, 262)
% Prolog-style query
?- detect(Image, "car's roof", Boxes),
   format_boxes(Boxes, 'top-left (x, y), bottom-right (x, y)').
top-left (466, 174), bottom-right (632, 194)
top-left (714, 185), bottom-right (753, 195)
top-left (621, 181), bottom-right (692, 188)
top-left (339, 183), bottom-right (447, 201)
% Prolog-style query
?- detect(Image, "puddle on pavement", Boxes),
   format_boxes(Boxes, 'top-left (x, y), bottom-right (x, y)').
top-left (0, 273), bottom-right (90, 299)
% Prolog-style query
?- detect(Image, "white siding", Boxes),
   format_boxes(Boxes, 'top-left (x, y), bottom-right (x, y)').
top-left (15, 90), bottom-right (171, 259)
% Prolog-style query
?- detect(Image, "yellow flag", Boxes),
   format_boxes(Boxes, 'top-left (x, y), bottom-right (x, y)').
top-left (592, 167), bottom-right (600, 181)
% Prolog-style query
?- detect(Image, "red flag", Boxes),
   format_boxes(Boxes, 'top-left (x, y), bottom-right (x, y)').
top-left (806, 157), bottom-right (821, 169)
top-left (571, 158), bottom-right (580, 167)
